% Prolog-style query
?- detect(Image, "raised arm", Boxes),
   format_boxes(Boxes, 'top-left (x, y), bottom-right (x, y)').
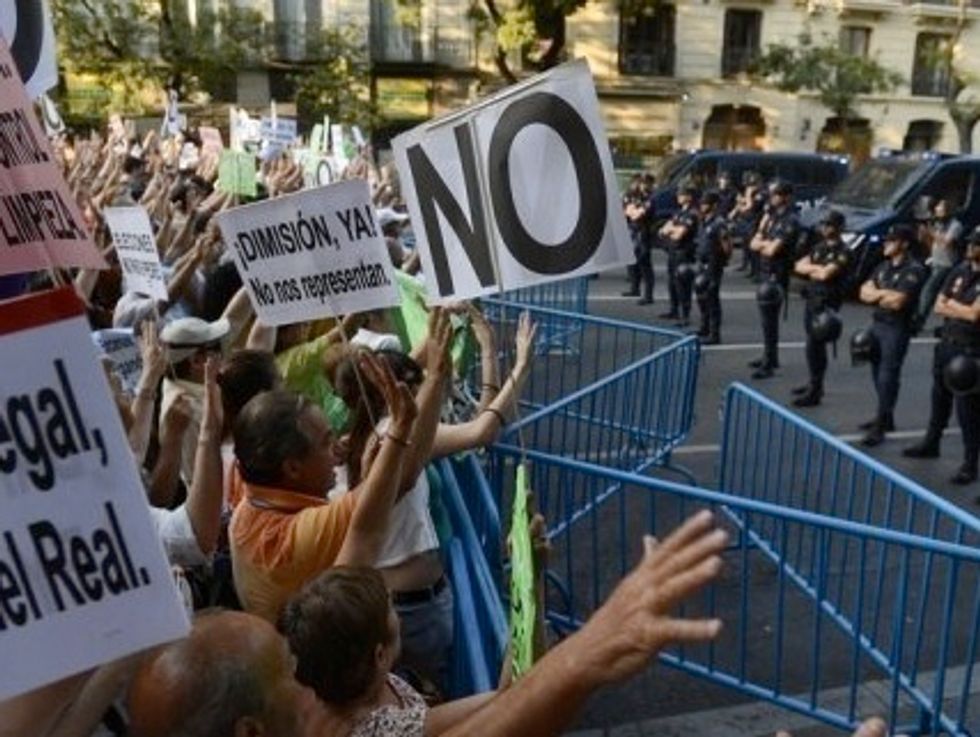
top-left (128, 320), bottom-right (167, 463)
top-left (468, 303), bottom-right (501, 413)
top-left (431, 311), bottom-right (537, 458)
top-left (183, 358), bottom-right (225, 556)
top-left (335, 353), bottom-right (418, 567)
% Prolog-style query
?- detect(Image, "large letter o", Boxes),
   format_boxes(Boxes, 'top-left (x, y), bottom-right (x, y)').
top-left (487, 92), bottom-right (606, 275)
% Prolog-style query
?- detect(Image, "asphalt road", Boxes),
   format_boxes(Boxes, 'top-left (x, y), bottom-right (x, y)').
top-left (554, 254), bottom-right (980, 736)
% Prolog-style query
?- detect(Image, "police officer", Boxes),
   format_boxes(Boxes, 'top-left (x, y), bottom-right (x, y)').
top-left (716, 170), bottom-right (738, 217)
top-left (858, 224), bottom-right (928, 447)
top-left (731, 171), bottom-right (766, 276)
top-left (792, 210), bottom-right (850, 407)
top-left (658, 185), bottom-right (699, 324)
top-left (748, 180), bottom-right (800, 379)
top-left (622, 175), bottom-right (655, 304)
top-left (903, 231), bottom-right (980, 484)
top-left (693, 190), bottom-right (731, 345)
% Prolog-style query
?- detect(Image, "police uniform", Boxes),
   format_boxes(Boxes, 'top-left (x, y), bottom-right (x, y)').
top-left (663, 205), bottom-right (699, 321)
top-left (695, 210), bottom-right (729, 343)
top-left (904, 262), bottom-right (980, 482)
top-left (732, 186), bottom-right (766, 275)
top-left (624, 190), bottom-right (655, 303)
top-left (755, 206), bottom-right (800, 373)
top-left (866, 254), bottom-right (927, 438)
top-left (799, 235), bottom-right (850, 399)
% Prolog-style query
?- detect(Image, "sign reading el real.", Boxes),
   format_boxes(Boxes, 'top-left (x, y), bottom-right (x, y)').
top-left (393, 59), bottom-right (631, 304)
top-left (104, 207), bottom-right (167, 301)
top-left (216, 179), bottom-right (401, 325)
top-left (0, 288), bottom-right (189, 700)
top-left (0, 34), bottom-right (103, 276)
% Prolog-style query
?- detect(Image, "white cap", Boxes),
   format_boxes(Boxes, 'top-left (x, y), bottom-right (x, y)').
top-left (377, 207), bottom-right (409, 230)
top-left (160, 317), bottom-right (230, 362)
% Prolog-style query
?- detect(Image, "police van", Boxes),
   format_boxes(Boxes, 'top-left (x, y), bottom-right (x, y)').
top-left (651, 150), bottom-right (850, 219)
top-left (805, 151), bottom-right (980, 290)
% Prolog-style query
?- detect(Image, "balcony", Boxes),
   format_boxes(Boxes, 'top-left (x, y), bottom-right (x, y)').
top-left (833, 0), bottom-right (900, 15)
top-left (904, 0), bottom-right (980, 20)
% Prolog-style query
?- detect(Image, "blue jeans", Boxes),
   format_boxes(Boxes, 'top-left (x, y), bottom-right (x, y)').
top-left (395, 581), bottom-right (455, 692)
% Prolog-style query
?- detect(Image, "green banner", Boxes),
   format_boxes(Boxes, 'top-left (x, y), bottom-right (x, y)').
top-left (217, 150), bottom-right (257, 197)
top-left (509, 462), bottom-right (536, 679)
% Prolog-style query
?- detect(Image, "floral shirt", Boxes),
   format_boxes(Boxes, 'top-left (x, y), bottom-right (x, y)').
top-left (350, 674), bottom-right (427, 737)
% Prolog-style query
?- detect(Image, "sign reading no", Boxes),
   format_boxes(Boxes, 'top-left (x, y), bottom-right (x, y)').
top-left (392, 60), bottom-right (632, 304)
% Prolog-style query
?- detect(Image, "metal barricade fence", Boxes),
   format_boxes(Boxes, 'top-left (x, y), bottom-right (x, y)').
top-left (498, 276), bottom-right (590, 314)
top-left (487, 444), bottom-right (980, 736)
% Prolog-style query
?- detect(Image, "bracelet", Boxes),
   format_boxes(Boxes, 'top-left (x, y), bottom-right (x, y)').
top-left (482, 383), bottom-right (500, 393)
top-left (483, 407), bottom-right (507, 426)
top-left (385, 432), bottom-right (411, 448)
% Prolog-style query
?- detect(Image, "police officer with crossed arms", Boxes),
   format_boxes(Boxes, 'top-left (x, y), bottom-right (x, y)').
top-left (658, 185), bottom-right (700, 326)
top-left (856, 224), bottom-right (928, 447)
top-left (693, 190), bottom-right (731, 345)
top-left (748, 180), bottom-right (799, 380)
top-left (903, 230), bottom-right (980, 485)
top-left (791, 210), bottom-right (850, 407)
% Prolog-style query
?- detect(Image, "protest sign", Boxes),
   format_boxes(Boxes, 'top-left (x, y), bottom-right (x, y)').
top-left (0, 0), bottom-right (57, 99)
top-left (0, 288), bottom-right (189, 700)
top-left (260, 116), bottom-right (298, 147)
top-left (392, 59), bottom-right (631, 304)
top-left (199, 126), bottom-right (223, 156)
top-left (104, 207), bottom-right (167, 301)
top-left (309, 123), bottom-right (325, 155)
top-left (217, 150), bottom-right (257, 197)
top-left (216, 179), bottom-right (401, 326)
top-left (508, 463), bottom-right (536, 679)
top-left (161, 89), bottom-right (184, 137)
top-left (92, 328), bottom-right (141, 394)
top-left (0, 35), bottom-right (103, 276)
top-left (39, 92), bottom-right (65, 137)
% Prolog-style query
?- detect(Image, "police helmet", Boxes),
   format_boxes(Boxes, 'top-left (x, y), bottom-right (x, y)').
top-left (769, 179), bottom-right (794, 197)
top-left (756, 279), bottom-right (784, 307)
top-left (884, 223), bottom-right (916, 246)
top-left (821, 210), bottom-right (846, 231)
top-left (676, 261), bottom-right (697, 287)
top-left (693, 270), bottom-right (712, 296)
top-left (810, 309), bottom-right (842, 344)
top-left (850, 328), bottom-right (879, 366)
top-left (944, 355), bottom-right (980, 395)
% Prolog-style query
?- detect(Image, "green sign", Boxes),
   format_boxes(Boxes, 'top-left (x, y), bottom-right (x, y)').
top-left (509, 463), bottom-right (536, 679)
top-left (217, 150), bottom-right (257, 197)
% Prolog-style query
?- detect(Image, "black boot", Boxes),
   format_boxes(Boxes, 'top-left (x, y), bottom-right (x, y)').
top-left (951, 464), bottom-right (978, 485)
top-left (792, 387), bottom-right (822, 408)
top-left (903, 435), bottom-right (941, 459)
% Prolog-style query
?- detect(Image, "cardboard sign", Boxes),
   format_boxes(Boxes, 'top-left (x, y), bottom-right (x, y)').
top-left (199, 126), bottom-right (223, 156)
top-left (104, 207), bottom-right (167, 300)
top-left (216, 179), bottom-right (401, 325)
top-left (217, 150), bottom-right (257, 198)
top-left (0, 35), bottom-right (103, 276)
top-left (91, 328), bottom-right (141, 394)
top-left (0, 0), bottom-right (57, 99)
top-left (393, 59), bottom-right (632, 304)
top-left (0, 288), bottom-right (190, 700)
top-left (260, 116), bottom-right (298, 147)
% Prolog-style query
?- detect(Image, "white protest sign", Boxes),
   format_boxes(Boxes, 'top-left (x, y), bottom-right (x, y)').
top-left (260, 116), bottom-right (298, 147)
top-left (0, 35), bottom-right (104, 276)
top-left (216, 179), bottom-right (401, 325)
top-left (161, 89), bottom-right (184, 137)
top-left (0, 288), bottom-right (189, 700)
top-left (199, 126), bottom-right (223, 156)
top-left (104, 207), bottom-right (167, 301)
top-left (92, 328), bottom-right (142, 394)
top-left (39, 92), bottom-right (65, 137)
top-left (392, 59), bottom-right (632, 304)
top-left (0, 0), bottom-right (57, 99)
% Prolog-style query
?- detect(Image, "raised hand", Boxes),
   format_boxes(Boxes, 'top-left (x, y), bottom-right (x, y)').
top-left (200, 356), bottom-right (224, 440)
top-left (424, 307), bottom-right (454, 377)
top-left (514, 311), bottom-right (538, 373)
top-left (358, 351), bottom-right (417, 439)
top-left (137, 319), bottom-right (167, 386)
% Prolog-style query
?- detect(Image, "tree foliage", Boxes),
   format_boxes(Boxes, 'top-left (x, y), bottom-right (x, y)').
top-left (755, 32), bottom-right (902, 121)
top-left (292, 29), bottom-right (380, 129)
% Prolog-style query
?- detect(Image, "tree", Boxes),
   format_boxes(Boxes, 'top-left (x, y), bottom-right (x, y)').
top-left (934, 0), bottom-right (980, 153)
top-left (755, 33), bottom-right (903, 152)
top-left (51, 0), bottom-right (268, 105)
top-left (292, 29), bottom-right (380, 128)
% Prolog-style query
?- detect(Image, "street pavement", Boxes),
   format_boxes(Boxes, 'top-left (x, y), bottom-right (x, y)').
top-left (561, 253), bottom-right (980, 735)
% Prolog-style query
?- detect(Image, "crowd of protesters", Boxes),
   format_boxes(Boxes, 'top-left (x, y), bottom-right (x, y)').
top-left (0, 118), bottom-right (907, 737)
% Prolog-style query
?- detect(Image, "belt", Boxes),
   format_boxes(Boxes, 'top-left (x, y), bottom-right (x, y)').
top-left (392, 574), bottom-right (448, 606)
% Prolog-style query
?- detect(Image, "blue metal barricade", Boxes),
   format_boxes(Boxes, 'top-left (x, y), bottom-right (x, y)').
top-left (486, 444), bottom-right (980, 736)
top-left (498, 276), bottom-right (590, 314)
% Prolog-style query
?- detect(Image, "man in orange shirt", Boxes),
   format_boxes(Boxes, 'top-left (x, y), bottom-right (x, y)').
top-left (229, 314), bottom-right (452, 622)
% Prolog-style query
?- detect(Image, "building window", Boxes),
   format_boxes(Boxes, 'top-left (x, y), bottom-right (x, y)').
top-left (912, 33), bottom-right (951, 97)
top-left (839, 26), bottom-right (870, 58)
top-left (619, 5), bottom-right (676, 76)
top-left (722, 9), bottom-right (762, 78)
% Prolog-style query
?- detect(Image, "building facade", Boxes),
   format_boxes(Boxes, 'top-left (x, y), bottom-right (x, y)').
top-left (568, 0), bottom-right (980, 165)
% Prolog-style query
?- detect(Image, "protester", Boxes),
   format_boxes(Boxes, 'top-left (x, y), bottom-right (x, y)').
top-left (915, 197), bottom-right (964, 332)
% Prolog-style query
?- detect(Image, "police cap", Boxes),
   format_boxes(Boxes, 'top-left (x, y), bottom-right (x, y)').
top-left (769, 179), bottom-right (793, 196)
top-left (884, 224), bottom-right (916, 244)
top-left (821, 210), bottom-right (846, 231)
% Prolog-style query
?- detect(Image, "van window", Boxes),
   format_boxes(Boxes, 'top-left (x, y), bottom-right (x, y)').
top-left (918, 165), bottom-right (975, 213)
top-left (689, 158), bottom-right (718, 188)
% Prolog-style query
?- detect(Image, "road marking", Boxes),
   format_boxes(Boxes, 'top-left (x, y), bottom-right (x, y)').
top-left (673, 428), bottom-right (962, 455)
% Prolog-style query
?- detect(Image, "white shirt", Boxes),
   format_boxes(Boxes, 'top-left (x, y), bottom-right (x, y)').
top-left (148, 504), bottom-right (207, 568)
top-left (351, 328), bottom-right (403, 352)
